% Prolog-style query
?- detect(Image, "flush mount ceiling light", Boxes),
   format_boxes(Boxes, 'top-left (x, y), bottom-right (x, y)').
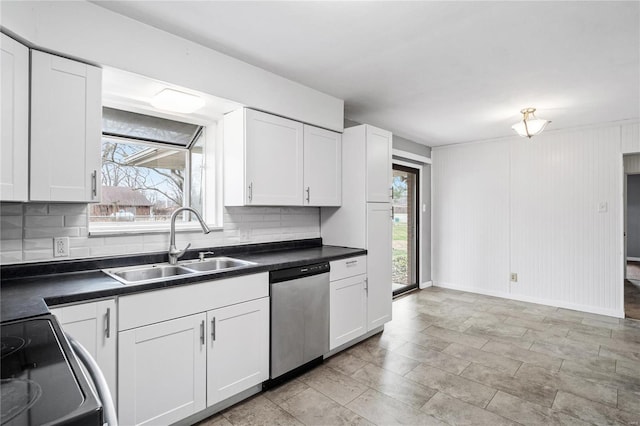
top-left (511, 107), bottom-right (550, 138)
top-left (151, 89), bottom-right (205, 114)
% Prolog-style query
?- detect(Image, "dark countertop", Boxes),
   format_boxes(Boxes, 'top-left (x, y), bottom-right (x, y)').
top-left (1, 242), bottom-right (366, 323)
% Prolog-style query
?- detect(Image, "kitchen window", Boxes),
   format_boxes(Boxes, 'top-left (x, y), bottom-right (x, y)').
top-left (89, 107), bottom-right (217, 234)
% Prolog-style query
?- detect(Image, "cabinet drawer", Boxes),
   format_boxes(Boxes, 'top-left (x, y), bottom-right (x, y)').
top-left (330, 256), bottom-right (366, 281)
top-left (119, 273), bottom-right (268, 331)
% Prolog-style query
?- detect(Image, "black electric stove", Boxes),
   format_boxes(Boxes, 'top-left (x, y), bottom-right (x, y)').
top-left (1, 315), bottom-right (103, 426)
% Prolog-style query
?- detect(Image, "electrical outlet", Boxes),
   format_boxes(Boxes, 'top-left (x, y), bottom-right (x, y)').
top-left (54, 237), bottom-right (69, 257)
top-left (510, 272), bottom-right (518, 282)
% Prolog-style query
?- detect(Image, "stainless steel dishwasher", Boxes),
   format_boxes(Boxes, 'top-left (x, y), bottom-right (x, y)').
top-left (269, 262), bottom-right (330, 382)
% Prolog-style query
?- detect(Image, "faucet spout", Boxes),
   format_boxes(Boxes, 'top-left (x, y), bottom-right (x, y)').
top-left (168, 207), bottom-right (211, 265)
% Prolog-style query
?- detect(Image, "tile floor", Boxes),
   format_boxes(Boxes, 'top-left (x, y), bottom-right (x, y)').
top-left (198, 287), bottom-right (640, 426)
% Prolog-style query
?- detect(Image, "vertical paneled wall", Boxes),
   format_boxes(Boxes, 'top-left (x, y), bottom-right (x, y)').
top-left (432, 140), bottom-right (510, 295)
top-left (433, 123), bottom-right (631, 317)
top-left (510, 126), bottom-right (622, 315)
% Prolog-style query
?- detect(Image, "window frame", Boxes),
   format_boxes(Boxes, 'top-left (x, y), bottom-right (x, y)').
top-left (89, 122), bottom-right (221, 236)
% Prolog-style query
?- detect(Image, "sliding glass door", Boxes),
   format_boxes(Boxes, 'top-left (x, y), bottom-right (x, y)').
top-left (392, 163), bottom-right (419, 296)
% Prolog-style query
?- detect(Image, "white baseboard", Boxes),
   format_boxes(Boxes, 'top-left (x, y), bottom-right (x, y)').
top-left (433, 281), bottom-right (624, 319)
top-left (419, 281), bottom-right (433, 289)
top-left (627, 257), bottom-right (640, 262)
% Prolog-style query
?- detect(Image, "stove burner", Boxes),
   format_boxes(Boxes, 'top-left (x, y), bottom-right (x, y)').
top-left (0, 378), bottom-right (42, 424)
top-left (0, 337), bottom-right (26, 359)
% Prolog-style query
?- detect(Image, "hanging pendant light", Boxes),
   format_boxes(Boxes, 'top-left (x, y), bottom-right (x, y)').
top-left (512, 107), bottom-right (550, 138)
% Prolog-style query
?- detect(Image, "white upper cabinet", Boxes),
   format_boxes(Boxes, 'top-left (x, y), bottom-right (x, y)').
top-left (225, 108), bottom-right (303, 206)
top-left (30, 50), bottom-right (102, 202)
top-left (366, 126), bottom-right (393, 202)
top-left (224, 108), bottom-right (341, 207)
top-left (303, 125), bottom-right (341, 206)
top-left (0, 33), bottom-right (29, 201)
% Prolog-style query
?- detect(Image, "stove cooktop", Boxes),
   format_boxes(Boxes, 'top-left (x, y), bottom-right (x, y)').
top-left (1, 316), bottom-right (102, 426)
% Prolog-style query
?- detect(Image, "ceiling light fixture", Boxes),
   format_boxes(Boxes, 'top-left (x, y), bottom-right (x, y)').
top-left (151, 89), bottom-right (205, 114)
top-left (511, 107), bottom-right (550, 138)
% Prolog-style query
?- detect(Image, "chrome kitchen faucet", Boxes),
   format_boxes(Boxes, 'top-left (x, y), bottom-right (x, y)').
top-left (168, 207), bottom-right (211, 265)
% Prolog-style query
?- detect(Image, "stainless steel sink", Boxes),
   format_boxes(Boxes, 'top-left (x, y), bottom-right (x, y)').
top-left (103, 257), bottom-right (256, 285)
top-left (181, 257), bottom-right (255, 272)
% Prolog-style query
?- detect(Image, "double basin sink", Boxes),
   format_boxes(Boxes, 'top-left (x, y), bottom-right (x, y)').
top-left (103, 257), bottom-right (256, 285)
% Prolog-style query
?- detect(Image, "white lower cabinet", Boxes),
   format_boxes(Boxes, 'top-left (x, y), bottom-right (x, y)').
top-left (117, 273), bottom-right (269, 426)
top-left (118, 313), bottom-right (207, 426)
top-left (49, 299), bottom-right (117, 406)
top-left (329, 256), bottom-right (368, 350)
top-left (207, 297), bottom-right (269, 406)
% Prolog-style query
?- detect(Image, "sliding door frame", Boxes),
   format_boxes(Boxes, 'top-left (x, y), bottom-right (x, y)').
top-left (392, 159), bottom-right (423, 296)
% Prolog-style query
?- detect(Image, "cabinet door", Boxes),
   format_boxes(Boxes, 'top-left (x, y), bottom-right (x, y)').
top-left (366, 126), bottom-right (392, 202)
top-left (119, 313), bottom-right (206, 426)
top-left (30, 50), bottom-right (102, 202)
top-left (366, 203), bottom-right (393, 330)
top-left (245, 109), bottom-right (303, 205)
top-left (0, 34), bottom-right (29, 201)
top-left (330, 274), bottom-right (367, 350)
top-left (303, 125), bottom-right (342, 206)
top-left (207, 297), bottom-right (269, 406)
top-left (50, 300), bottom-right (117, 404)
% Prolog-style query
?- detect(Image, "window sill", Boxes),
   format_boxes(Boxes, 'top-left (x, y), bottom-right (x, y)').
top-left (89, 223), bottom-right (223, 237)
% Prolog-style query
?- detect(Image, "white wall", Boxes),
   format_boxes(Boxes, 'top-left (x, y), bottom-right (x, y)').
top-left (433, 123), bottom-right (637, 317)
top-left (432, 140), bottom-right (510, 295)
top-left (1, 1), bottom-right (343, 132)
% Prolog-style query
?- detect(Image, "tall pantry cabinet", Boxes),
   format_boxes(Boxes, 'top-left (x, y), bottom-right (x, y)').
top-left (321, 124), bottom-right (393, 332)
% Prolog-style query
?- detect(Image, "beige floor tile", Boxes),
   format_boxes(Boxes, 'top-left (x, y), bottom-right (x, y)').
top-left (196, 413), bottom-right (233, 426)
top-left (345, 343), bottom-right (421, 376)
top-left (553, 391), bottom-right (639, 425)
top-left (264, 379), bottom-right (310, 405)
top-left (422, 391), bottom-right (519, 426)
top-left (222, 395), bottom-right (302, 426)
top-left (486, 391), bottom-right (589, 426)
top-left (481, 340), bottom-right (563, 371)
top-left (443, 342), bottom-right (522, 375)
top-left (423, 325), bottom-right (488, 349)
top-left (529, 340), bottom-right (600, 360)
top-left (346, 388), bottom-right (446, 425)
top-left (599, 345), bottom-right (640, 363)
top-left (299, 365), bottom-right (368, 405)
top-left (279, 387), bottom-right (371, 426)
top-left (405, 363), bottom-right (496, 408)
top-left (392, 342), bottom-right (470, 374)
top-left (350, 363), bottom-right (437, 408)
top-left (464, 327), bottom-right (535, 350)
top-left (325, 352), bottom-right (371, 376)
top-left (617, 389), bottom-right (640, 415)
top-left (460, 363), bottom-right (557, 407)
top-left (516, 363), bottom-right (618, 407)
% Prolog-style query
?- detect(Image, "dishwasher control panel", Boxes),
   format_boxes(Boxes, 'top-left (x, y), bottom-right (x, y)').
top-left (269, 262), bottom-right (330, 283)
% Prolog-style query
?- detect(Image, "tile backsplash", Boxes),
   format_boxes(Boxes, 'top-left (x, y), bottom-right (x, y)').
top-left (0, 203), bottom-right (320, 264)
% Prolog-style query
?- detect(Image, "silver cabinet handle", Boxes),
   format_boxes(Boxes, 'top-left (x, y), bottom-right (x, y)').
top-left (389, 187), bottom-right (393, 200)
top-left (104, 308), bottom-right (111, 339)
top-left (200, 320), bottom-right (205, 345)
top-left (91, 170), bottom-right (97, 199)
top-left (306, 186), bottom-right (310, 203)
top-left (248, 182), bottom-right (253, 202)
top-left (211, 317), bottom-right (216, 341)
top-left (346, 260), bottom-right (358, 266)
top-left (391, 206), bottom-right (394, 219)
top-left (364, 278), bottom-right (368, 292)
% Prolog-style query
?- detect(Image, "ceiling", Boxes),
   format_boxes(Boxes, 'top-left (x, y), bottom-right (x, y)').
top-left (93, 1), bottom-right (639, 146)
